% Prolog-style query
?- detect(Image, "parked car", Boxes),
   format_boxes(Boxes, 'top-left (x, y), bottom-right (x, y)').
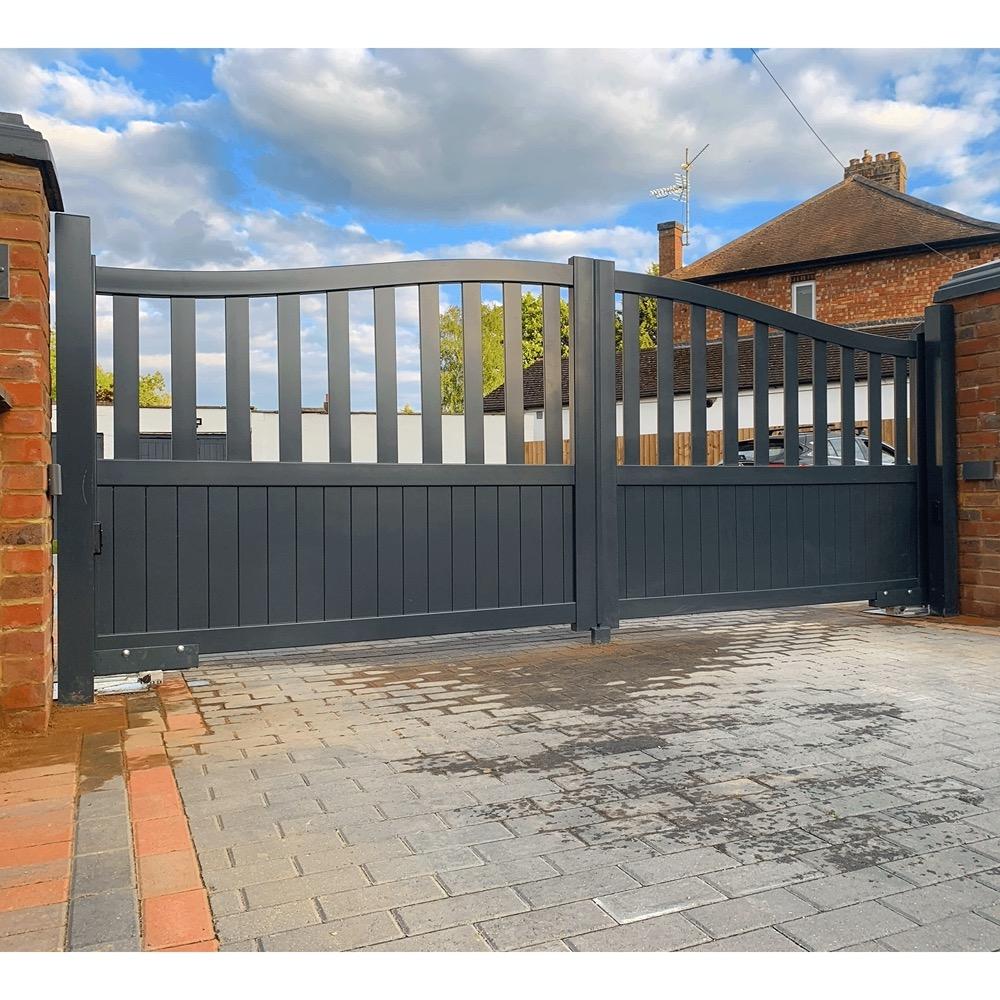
top-left (724, 432), bottom-right (896, 467)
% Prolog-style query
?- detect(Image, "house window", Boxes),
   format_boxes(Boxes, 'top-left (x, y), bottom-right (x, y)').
top-left (792, 280), bottom-right (816, 319)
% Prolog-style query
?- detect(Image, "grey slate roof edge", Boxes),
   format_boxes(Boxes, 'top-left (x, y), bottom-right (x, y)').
top-left (0, 112), bottom-right (64, 212)
top-left (934, 258), bottom-right (1000, 302)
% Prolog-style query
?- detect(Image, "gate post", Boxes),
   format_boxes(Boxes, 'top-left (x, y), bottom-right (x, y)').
top-left (920, 302), bottom-right (959, 616)
top-left (0, 113), bottom-right (62, 732)
top-left (54, 214), bottom-right (97, 703)
top-left (570, 256), bottom-right (618, 642)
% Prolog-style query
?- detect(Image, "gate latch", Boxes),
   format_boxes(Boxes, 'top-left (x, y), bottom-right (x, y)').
top-left (0, 244), bottom-right (8, 300)
top-left (47, 463), bottom-right (62, 497)
top-left (92, 521), bottom-right (102, 556)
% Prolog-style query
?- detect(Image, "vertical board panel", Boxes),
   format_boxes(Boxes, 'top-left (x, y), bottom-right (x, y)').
top-left (225, 297), bottom-right (252, 461)
top-left (296, 488), bottom-right (325, 622)
top-left (177, 487), bottom-right (208, 629)
top-left (752, 484), bottom-right (771, 590)
top-left (617, 486), bottom-right (627, 599)
top-left (474, 486), bottom-right (499, 609)
top-left (622, 293), bottom-right (640, 465)
top-left (402, 487), bottom-right (429, 614)
top-left (735, 485), bottom-right (755, 592)
top-left (267, 486), bottom-right (296, 623)
top-left (769, 486), bottom-right (788, 588)
top-left (690, 305), bottom-right (707, 465)
top-left (351, 487), bottom-right (378, 618)
top-left (624, 487), bottom-right (646, 598)
top-left (663, 486), bottom-right (684, 595)
top-left (238, 487), bottom-right (268, 625)
top-left (801, 484), bottom-right (821, 584)
top-left (520, 486), bottom-right (543, 605)
top-left (451, 486), bottom-right (476, 611)
top-left (657, 300), bottom-right (674, 465)
top-left (96, 487), bottom-right (115, 635)
top-left (170, 298), bottom-right (197, 460)
top-left (323, 488), bottom-right (352, 620)
top-left (681, 486), bottom-right (702, 594)
top-left (894, 356), bottom-right (909, 464)
top-left (112, 296), bottom-right (140, 460)
top-left (497, 485), bottom-right (521, 606)
top-left (326, 291), bottom-right (351, 462)
top-left (374, 288), bottom-right (398, 463)
top-left (813, 340), bottom-right (828, 466)
top-left (834, 484), bottom-right (852, 583)
top-left (541, 487), bottom-right (564, 604)
top-left (644, 487), bottom-right (665, 598)
top-left (503, 284), bottom-right (523, 463)
top-left (377, 487), bottom-right (404, 616)
top-left (208, 487), bottom-right (239, 627)
top-left (718, 485), bottom-right (738, 593)
top-left (850, 484), bottom-right (867, 583)
top-left (418, 285), bottom-right (442, 464)
top-left (145, 486), bottom-right (178, 631)
top-left (722, 314), bottom-right (739, 465)
top-left (783, 332), bottom-right (799, 466)
top-left (114, 487), bottom-right (146, 634)
top-left (277, 295), bottom-right (302, 462)
top-left (462, 283), bottom-right (484, 464)
top-left (786, 485), bottom-right (804, 588)
top-left (427, 487), bottom-right (452, 612)
top-left (819, 484), bottom-right (837, 585)
top-left (543, 286), bottom-right (563, 465)
top-left (841, 347), bottom-right (856, 465)
top-left (868, 352), bottom-right (883, 464)
top-left (753, 322), bottom-right (769, 466)
top-left (562, 486), bottom-right (574, 603)
top-left (700, 486), bottom-right (720, 593)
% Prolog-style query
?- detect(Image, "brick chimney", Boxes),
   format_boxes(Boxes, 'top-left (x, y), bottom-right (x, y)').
top-left (844, 150), bottom-right (907, 193)
top-left (657, 220), bottom-right (683, 274)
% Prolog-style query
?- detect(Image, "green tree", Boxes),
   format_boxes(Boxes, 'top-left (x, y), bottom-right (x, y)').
top-left (50, 330), bottom-right (171, 406)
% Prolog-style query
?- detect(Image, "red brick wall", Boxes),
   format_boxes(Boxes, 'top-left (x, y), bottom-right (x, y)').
top-left (0, 160), bottom-right (53, 733)
top-left (952, 288), bottom-right (1000, 619)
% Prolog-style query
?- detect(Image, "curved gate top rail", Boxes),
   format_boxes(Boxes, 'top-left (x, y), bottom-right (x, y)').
top-left (95, 257), bottom-right (575, 298)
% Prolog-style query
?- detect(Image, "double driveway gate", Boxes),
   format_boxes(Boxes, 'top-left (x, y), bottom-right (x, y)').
top-left (53, 214), bottom-right (957, 703)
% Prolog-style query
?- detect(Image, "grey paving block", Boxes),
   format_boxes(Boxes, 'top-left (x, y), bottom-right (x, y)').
top-left (248, 836), bottom-right (410, 871)
top-left (880, 876), bottom-right (1000, 924)
top-left (568, 913), bottom-right (709, 952)
top-left (686, 887), bottom-right (818, 938)
top-left (316, 875), bottom-right (444, 921)
top-left (881, 846), bottom-right (999, 887)
top-left (966, 810), bottom-right (1000, 836)
top-left (622, 846), bottom-right (739, 886)
top-left (687, 927), bottom-right (804, 952)
top-left (75, 790), bottom-right (129, 822)
top-left (209, 891), bottom-right (245, 919)
top-left (475, 831), bottom-right (584, 864)
top-left (543, 840), bottom-right (660, 875)
top-left (363, 847), bottom-right (482, 884)
top-left (884, 820), bottom-right (992, 854)
top-left (786, 866), bottom-right (914, 911)
top-left (396, 888), bottom-right (528, 935)
top-left (74, 817), bottom-right (130, 856)
top-left (215, 899), bottom-right (322, 943)
top-left (75, 937), bottom-right (141, 952)
top-left (515, 867), bottom-right (639, 908)
top-left (260, 911), bottom-right (403, 952)
top-left (204, 858), bottom-right (300, 893)
top-left (403, 822), bottom-right (514, 853)
top-left (880, 911), bottom-right (1000, 952)
top-left (437, 857), bottom-right (559, 895)
top-left (595, 877), bottom-right (726, 924)
top-left (71, 849), bottom-right (134, 898)
top-left (67, 889), bottom-right (138, 950)
top-left (703, 858), bottom-right (822, 897)
top-left (337, 814), bottom-right (447, 846)
top-left (362, 925), bottom-right (492, 951)
top-left (779, 900), bottom-right (916, 951)
top-left (479, 900), bottom-right (616, 951)
top-left (243, 866), bottom-right (370, 909)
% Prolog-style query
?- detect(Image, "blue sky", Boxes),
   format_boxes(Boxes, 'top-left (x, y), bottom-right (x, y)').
top-left (3, 47), bottom-right (999, 409)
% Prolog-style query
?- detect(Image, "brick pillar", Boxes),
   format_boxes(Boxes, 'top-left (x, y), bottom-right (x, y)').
top-left (657, 220), bottom-right (683, 275)
top-left (934, 261), bottom-right (1000, 620)
top-left (0, 113), bottom-right (63, 733)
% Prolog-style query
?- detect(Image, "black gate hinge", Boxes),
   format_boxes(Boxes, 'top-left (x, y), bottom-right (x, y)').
top-left (92, 522), bottom-right (103, 556)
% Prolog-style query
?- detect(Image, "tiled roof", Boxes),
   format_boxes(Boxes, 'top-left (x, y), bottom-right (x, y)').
top-left (482, 320), bottom-right (918, 413)
top-left (677, 177), bottom-right (1000, 281)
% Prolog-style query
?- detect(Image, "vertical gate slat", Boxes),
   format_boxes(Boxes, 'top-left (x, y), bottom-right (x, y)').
top-left (690, 305), bottom-right (707, 465)
top-left (753, 321), bottom-right (769, 466)
top-left (474, 486), bottom-right (499, 609)
top-left (427, 487), bottom-right (452, 612)
top-left (624, 487), bottom-right (645, 598)
top-left (520, 486), bottom-right (543, 605)
top-left (177, 486), bottom-right (209, 629)
top-left (543, 285), bottom-right (563, 465)
top-left (894, 356), bottom-right (909, 463)
top-left (868, 352), bottom-right (883, 465)
top-left (208, 487), bottom-right (239, 627)
top-left (783, 331), bottom-right (799, 466)
top-left (541, 486), bottom-right (563, 604)
top-left (114, 487), bottom-right (146, 634)
top-left (700, 486), bottom-right (720, 593)
top-left (326, 291), bottom-right (351, 462)
top-left (663, 486), bottom-right (684, 595)
top-left (503, 283), bottom-right (524, 464)
top-left (802, 484), bottom-right (820, 583)
top-left (418, 285), bottom-right (442, 464)
top-left (462, 283), bottom-right (484, 464)
top-left (770, 486), bottom-right (788, 587)
top-left (238, 487), bottom-right (268, 625)
top-left (841, 346), bottom-right (856, 466)
top-left (296, 487), bottom-right (325, 622)
top-left (498, 485), bottom-right (521, 607)
top-left (374, 287), bottom-right (398, 463)
top-left (112, 296), bottom-right (140, 460)
top-left (681, 486), bottom-right (702, 594)
top-left (656, 299), bottom-right (674, 465)
top-left (786, 484), bottom-right (805, 588)
top-left (722, 313), bottom-right (738, 465)
top-left (562, 485), bottom-right (574, 602)
top-left (267, 486), bottom-right (296, 623)
top-left (813, 340), bottom-right (828, 466)
top-left (323, 488), bottom-right (351, 620)
top-left (736, 485), bottom-right (754, 592)
top-left (644, 487), bottom-right (665, 598)
top-left (170, 298), bottom-right (197, 461)
top-left (225, 297), bottom-right (252, 461)
top-left (622, 293), bottom-right (640, 465)
top-left (718, 484), bottom-right (738, 593)
top-left (752, 484), bottom-right (771, 590)
top-left (451, 486), bottom-right (476, 610)
top-left (403, 486), bottom-right (429, 614)
top-left (351, 486), bottom-right (378, 618)
top-left (145, 486), bottom-right (178, 631)
top-left (377, 486), bottom-right (404, 616)
top-left (96, 487), bottom-right (115, 636)
top-left (277, 295), bottom-right (302, 462)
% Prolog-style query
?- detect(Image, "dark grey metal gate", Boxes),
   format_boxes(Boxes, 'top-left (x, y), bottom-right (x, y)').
top-left (53, 213), bottom-right (957, 704)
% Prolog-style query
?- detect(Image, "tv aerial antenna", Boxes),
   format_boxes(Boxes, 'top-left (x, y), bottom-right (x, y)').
top-left (650, 143), bottom-right (710, 247)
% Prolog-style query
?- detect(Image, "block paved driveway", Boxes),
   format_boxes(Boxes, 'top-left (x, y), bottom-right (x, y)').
top-left (168, 605), bottom-right (1000, 952)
